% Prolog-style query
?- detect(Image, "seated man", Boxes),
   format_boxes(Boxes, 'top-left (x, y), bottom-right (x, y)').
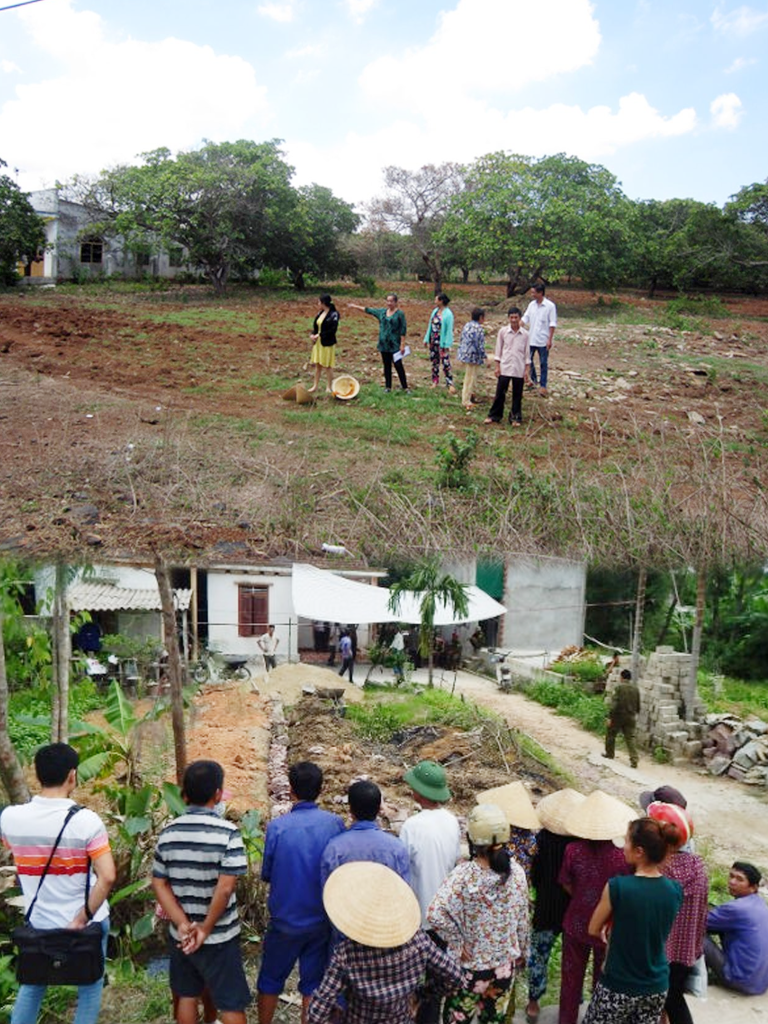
top-left (705, 861), bottom-right (768, 995)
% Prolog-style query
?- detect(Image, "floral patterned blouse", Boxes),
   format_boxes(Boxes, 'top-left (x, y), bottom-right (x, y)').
top-left (457, 320), bottom-right (486, 365)
top-left (427, 858), bottom-right (530, 971)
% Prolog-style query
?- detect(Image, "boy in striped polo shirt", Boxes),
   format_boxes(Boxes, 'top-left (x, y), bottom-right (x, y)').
top-left (152, 760), bottom-right (250, 1024)
top-left (1, 742), bottom-right (116, 1024)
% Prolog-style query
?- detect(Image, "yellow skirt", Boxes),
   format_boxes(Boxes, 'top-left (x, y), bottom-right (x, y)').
top-left (311, 340), bottom-right (336, 368)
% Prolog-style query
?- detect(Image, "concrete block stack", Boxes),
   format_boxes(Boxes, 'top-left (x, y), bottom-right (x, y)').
top-left (625, 646), bottom-right (706, 760)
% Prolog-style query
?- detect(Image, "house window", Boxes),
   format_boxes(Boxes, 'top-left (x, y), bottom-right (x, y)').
top-left (138, 252), bottom-right (151, 267)
top-left (168, 247), bottom-right (184, 268)
top-left (80, 241), bottom-right (103, 264)
top-left (238, 585), bottom-right (268, 637)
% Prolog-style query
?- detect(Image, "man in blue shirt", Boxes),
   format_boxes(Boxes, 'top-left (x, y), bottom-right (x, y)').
top-left (320, 780), bottom-right (410, 888)
top-left (256, 762), bottom-right (344, 1024)
top-left (705, 861), bottom-right (768, 996)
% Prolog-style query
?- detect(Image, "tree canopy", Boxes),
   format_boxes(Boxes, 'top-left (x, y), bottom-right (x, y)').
top-left (437, 152), bottom-right (633, 296)
top-left (71, 140), bottom-right (357, 292)
top-left (0, 158), bottom-right (46, 286)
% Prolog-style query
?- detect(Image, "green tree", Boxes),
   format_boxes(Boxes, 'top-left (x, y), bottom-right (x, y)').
top-left (388, 559), bottom-right (469, 687)
top-left (439, 152), bottom-right (632, 295)
top-left (73, 140), bottom-right (296, 293)
top-left (727, 179), bottom-right (768, 227)
top-left (279, 183), bottom-right (359, 290)
top-left (0, 158), bottom-right (46, 285)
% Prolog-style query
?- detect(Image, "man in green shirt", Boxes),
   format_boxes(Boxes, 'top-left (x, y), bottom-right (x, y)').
top-left (603, 669), bottom-right (640, 768)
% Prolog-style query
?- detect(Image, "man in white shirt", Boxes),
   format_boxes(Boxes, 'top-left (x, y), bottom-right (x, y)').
top-left (257, 625), bottom-right (279, 671)
top-left (522, 283), bottom-right (557, 396)
top-left (399, 760), bottom-right (460, 1023)
top-left (483, 307), bottom-right (531, 426)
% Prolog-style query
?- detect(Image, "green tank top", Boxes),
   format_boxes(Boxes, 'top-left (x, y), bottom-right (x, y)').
top-left (601, 874), bottom-right (682, 995)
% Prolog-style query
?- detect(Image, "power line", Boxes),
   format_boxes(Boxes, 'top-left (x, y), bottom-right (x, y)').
top-left (0, 0), bottom-right (46, 11)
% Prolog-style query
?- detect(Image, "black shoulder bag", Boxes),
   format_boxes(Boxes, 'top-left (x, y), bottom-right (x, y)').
top-left (12, 805), bottom-right (106, 986)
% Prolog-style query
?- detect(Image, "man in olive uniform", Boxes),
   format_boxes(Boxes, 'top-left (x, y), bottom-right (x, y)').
top-left (603, 668), bottom-right (640, 768)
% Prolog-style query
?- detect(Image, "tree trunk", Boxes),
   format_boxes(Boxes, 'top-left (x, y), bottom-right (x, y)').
top-left (427, 647), bottom-right (434, 688)
top-left (155, 556), bottom-right (187, 784)
top-left (461, 267), bottom-right (469, 284)
top-left (631, 567), bottom-right (647, 683)
top-left (655, 589), bottom-right (678, 648)
top-left (685, 569), bottom-right (706, 720)
top-left (0, 608), bottom-right (31, 803)
top-left (50, 562), bottom-right (70, 742)
top-left (293, 270), bottom-right (306, 291)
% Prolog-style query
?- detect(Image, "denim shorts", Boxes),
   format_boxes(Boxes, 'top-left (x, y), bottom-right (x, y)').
top-left (169, 936), bottom-right (251, 1012)
top-left (256, 924), bottom-right (331, 996)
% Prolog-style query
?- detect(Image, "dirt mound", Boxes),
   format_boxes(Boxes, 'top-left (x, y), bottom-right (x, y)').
top-left (256, 662), bottom-right (365, 706)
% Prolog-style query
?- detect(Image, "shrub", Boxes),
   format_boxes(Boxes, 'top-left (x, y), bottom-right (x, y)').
top-left (435, 430), bottom-right (478, 489)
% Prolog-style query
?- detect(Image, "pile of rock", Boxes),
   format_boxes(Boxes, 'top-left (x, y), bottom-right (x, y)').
top-left (702, 713), bottom-right (768, 785)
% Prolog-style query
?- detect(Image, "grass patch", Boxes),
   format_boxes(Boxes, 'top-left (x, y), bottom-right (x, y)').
top-left (523, 678), bottom-right (607, 735)
top-left (697, 670), bottom-right (768, 718)
top-left (347, 686), bottom-right (501, 741)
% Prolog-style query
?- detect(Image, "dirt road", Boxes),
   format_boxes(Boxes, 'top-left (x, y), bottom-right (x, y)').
top-left (421, 668), bottom-right (768, 869)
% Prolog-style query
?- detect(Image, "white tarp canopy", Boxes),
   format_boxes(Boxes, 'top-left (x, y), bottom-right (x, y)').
top-left (291, 563), bottom-right (506, 625)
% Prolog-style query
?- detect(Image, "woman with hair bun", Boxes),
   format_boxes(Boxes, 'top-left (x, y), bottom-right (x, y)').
top-left (646, 802), bottom-right (708, 1024)
top-left (428, 803), bottom-right (530, 1024)
top-left (307, 293), bottom-right (340, 394)
top-left (584, 817), bottom-right (684, 1024)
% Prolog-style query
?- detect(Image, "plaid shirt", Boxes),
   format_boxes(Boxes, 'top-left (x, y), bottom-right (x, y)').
top-left (663, 851), bottom-right (709, 966)
top-left (307, 930), bottom-right (463, 1024)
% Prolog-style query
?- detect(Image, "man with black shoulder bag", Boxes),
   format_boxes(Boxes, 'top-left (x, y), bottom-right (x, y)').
top-left (1, 742), bottom-right (116, 1024)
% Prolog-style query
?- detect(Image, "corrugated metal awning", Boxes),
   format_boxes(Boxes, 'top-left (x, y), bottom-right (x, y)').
top-left (67, 583), bottom-right (192, 612)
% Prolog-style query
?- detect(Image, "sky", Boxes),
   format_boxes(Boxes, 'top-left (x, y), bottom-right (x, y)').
top-left (1, 0), bottom-right (766, 212)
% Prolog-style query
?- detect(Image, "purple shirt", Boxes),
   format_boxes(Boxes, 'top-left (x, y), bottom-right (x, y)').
top-left (559, 839), bottom-right (630, 943)
top-left (320, 820), bottom-right (410, 888)
top-left (707, 893), bottom-right (768, 995)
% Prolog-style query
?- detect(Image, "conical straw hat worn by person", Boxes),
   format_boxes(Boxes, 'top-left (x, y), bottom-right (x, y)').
top-left (563, 789), bottom-right (635, 841)
top-left (476, 780), bottom-right (541, 831)
top-left (322, 861), bottom-right (421, 947)
top-left (535, 788), bottom-right (586, 836)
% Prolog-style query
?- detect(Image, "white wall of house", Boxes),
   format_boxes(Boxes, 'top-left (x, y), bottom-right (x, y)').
top-left (25, 190), bottom-right (199, 282)
top-left (206, 567), bottom-right (296, 663)
top-left (502, 557), bottom-right (587, 655)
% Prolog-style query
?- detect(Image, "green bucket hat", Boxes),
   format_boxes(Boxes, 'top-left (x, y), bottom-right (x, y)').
top-left (404, 760), bottom-right (451, 803)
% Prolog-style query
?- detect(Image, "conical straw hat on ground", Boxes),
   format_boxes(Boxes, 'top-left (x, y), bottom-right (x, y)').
top-left (563, 789), bottom-right (636, 841)
top-left (536, 788), bottom-right (586, 836)
top-left (323, 862), bottom-right (421, 948)
top-left (294, 382), bottom-right (314, 404)
top-left (477, 781), bottom-right (541, 830)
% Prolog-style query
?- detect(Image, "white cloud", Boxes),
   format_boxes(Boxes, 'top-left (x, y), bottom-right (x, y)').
top-left (711, 4), bottom-right (768, 35)
top-left (288, 92), bottom-right (697, 206)
top-left (2, 60), bottom-right (21, 74)
top-left (257, 2), bottom-right (296, 22)
top-left (359, 0), bottom-right (601, 109)
top-left (344, 0), bottom-right (378, 23)
top-left (710, 92), bottom-right (743, 128)
top-left (3, 0), bottom-right (270, 190)
top-left (724, 55), bottom-right (757, 72)
top-left (286, 43), bottom-right (322, 58)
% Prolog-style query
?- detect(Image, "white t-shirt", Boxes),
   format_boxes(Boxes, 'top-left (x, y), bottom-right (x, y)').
top-left (522, 297), bottom-right (557, 348)
top-left (1, 796), bottom-right (111, 929)
top-left (259, 631), bottom-right (278, 655)
top-left (399, 807), bottom-right (461, 926)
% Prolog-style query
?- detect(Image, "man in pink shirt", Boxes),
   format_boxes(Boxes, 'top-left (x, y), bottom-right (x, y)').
top-left (484, 307), bottom-right (531, 427)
